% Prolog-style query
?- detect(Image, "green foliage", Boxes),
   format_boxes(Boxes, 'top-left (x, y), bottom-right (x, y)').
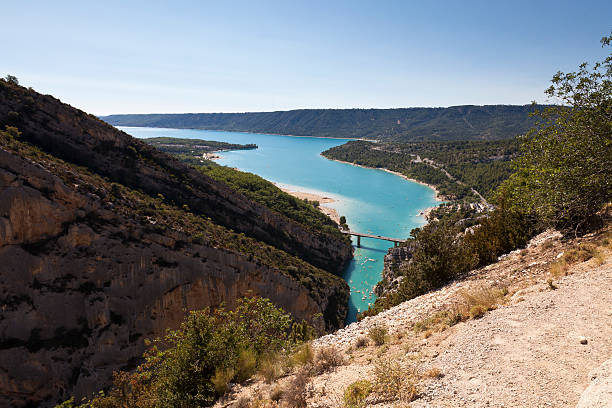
top-left (64, 297), bottom-right (297, 408)
top-left (500, 34), bottom-right (612, 233)
top-left (362, 204), bottom-right (534, 318)
top-left (198, 163), bottom-right (345, 239)
top-left (323, 139), bottom-right (518, 201)
top-left (344, 380), bottom-right (373, 408)
top-left (142, 137), bottom-right (256, 166)
top-left (4, 74), bottom-right (18, 85)
top-left (367, 325), bottom-right (388, 346)
top-left (103, 104), bottom-right (541, 142)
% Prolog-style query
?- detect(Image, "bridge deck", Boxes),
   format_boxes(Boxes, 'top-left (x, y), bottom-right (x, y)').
top-left (341, 231), bottom-right (407, 244)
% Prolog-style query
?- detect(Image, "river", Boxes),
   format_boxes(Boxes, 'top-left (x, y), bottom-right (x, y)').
top-left (119, 126), bottom-right (438, 322)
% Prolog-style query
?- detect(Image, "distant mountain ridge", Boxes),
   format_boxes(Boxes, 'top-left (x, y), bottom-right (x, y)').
top-left (102, 105), bottom-right (546, 141)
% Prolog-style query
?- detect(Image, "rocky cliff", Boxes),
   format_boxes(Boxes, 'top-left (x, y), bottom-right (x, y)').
top-left (373, 244), bottom-right (414, 296)
top-left (0, 81), bottom-right (351, 407)
top-left (0, 82), bottom-right (352, 275)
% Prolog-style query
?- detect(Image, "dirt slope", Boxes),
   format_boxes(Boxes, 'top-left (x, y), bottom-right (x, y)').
top-left (218, 229), bottom-right (612, 407)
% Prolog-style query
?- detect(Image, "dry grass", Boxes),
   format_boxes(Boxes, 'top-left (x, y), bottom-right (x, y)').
top-left (355, 336), bottom-right (369, 348)
top-left (423, 367), bottom-right (443, 379)
top-left (413, 310), bottom-right (462, 336)
top-left (368, 325), bottom-right (388, 346)
top-left (343, 380), bottom-right (373, 408)
top-left (232, 396), bottom-right (251, 408)
top-left (542, 240), bottom-right (554, 250)
top-left (211, 367), bottom-right (235, 395)
top-left (282, 369), bottom-right (310, 408)
top-left (550, 259), bottom-right (569, 277)
top-left (258, 353), bottom-right (284, 384)
top-left (456, 285), bottom-right (507, 319)
top-left (373, 358), bottom-right (419, 402)
top-left (315, 345), bottom-right (345, 374)
top-left (563, 243), bottom-right (596, 264)
top-left (291, 342), bottom-right (314, 367)
top-left (269, 385), bottom-right (283, 402)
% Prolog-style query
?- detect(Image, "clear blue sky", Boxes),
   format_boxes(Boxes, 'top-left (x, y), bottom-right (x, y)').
top-left (3, 0), bottom-right (611, 115)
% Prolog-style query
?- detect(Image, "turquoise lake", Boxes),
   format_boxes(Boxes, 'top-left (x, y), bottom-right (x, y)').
top-left (120, 126), bottom-right (438, 322)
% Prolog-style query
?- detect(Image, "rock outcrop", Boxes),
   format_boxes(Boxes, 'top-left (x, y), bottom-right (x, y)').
top-left (373, 243), bottom-right (413, 296)
top-left (0, 82), bottom-right (352, 407)
top-left (0, 81), bottom-right (352, 275)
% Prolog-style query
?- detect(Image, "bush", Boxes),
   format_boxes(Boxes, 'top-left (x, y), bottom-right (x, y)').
top-left (282, 370), bottom-right (310, 408)
top-left (66, 297), bottom-right (296, 407)
top-left (355, 336), bottom-right (369, 348)
top-left (373, 358), bottom-right (419, 402)
top-left (344, 380), bottom-right (373, 408)
top-left (499, 34), bottom-right (612, 233)
top-left (368, 325), bottom-right (388, 346)
top-left (292, 342), bottom-right (314, 367)
top-left (315, 346), bottom-right (344, 373)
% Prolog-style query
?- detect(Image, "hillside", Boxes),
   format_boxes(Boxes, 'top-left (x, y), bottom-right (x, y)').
top-left (101, 105), bottom-right (543, 142)
top-left (215, 227), bottom-right (612, 407)
top-left (0, 80), bottom-right (352, 407)
top-left (323, 139), bottom-right (518, 201)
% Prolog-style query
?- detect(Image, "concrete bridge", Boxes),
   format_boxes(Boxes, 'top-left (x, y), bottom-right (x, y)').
top-left (341, 231), bottom-right (407, 247)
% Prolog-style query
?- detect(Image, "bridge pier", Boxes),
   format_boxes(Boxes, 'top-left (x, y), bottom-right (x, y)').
top-left (357, 236), bottom-right (361, 247)
top-left (394, 241), bottom-right (398, 247)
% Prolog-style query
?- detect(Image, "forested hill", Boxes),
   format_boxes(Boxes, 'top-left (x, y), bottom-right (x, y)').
top-left (102, 104), bottom-right (544, 141)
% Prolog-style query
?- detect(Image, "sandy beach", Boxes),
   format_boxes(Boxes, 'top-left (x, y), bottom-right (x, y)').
top-left (280, 188), bottom-right (341, 224)
top-left (322, 157), bottom-right (443, 220)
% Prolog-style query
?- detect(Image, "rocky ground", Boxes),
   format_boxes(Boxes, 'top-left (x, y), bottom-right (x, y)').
top-left (215, 228), bottom-right (612, 407)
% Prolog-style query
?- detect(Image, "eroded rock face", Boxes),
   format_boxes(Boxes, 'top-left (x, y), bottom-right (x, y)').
top-left (0, 82), bottom-right (352, 275)
top-left (373, 244), bottom-right (414, 296)
top-left (0, 147), bottom-right (348, 407)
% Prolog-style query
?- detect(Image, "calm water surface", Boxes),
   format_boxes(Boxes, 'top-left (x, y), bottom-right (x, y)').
top-left (120, 126), bottom-right (438, 322)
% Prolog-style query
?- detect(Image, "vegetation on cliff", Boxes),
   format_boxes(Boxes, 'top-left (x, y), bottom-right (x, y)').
top-left (142, 137), bottom-right (256, 165)
top-left (101, 104), bottom-right (542, 142)
top-left (0, 78), bottom-right (352, 275)
top-left (56, 297), bottom-right (313, 407)
top-left (362, 34), bottom-right (612, 318)
top-left (0, 81), bottom-right (351, 407)
top-left (322, 139), bottom-right (518, 201)
top-left (197, 164), bottom-right (346, 240)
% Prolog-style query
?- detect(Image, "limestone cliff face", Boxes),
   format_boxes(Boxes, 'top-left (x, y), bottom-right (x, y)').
top-left (373, 244), bottom-right (414, 296)
top-left (0, 145), bottom-right (348, 407)
top-left (0, 82), bottom-right (352, 275)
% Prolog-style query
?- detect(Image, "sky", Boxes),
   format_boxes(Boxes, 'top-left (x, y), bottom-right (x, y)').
top-left (3, 0), bottom-right (612, 115)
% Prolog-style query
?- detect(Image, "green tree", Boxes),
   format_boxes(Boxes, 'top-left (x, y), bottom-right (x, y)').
top-left (500, 33), bottom-right (612, 233)
top-left (4, 74), bottom-right (18, 85)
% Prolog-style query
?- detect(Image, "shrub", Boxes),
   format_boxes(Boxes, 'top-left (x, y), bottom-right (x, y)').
top-left (282, 370), bottom-right (310, 408)
top-left (343, 380), bottom-right (373, 408)
top-left (368, 325), bottom-right (388, 346)
top-left (373, 358), bottom-right (419, 402)
top-left (355, 336), bottom-right (369, 348)
top-left (292, 342), bottom-right (314, 367)
top-left (211, 367), bottom-right (235, 395)
top-left (258, 353), bottom-right (284, 384)
top-left (315, 346), bottom-right (344, 373)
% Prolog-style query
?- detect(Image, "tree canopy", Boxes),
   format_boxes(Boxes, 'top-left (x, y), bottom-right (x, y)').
top-left (500, 33), bottom-right (612, 233)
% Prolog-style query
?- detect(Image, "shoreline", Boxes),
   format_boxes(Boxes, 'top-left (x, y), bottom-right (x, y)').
top-left (322, 156), bottom-right (443, 220)
top-left (278, 187), bottom-right (341, 224)
top-left (117, 125), bottom-right (375, 142)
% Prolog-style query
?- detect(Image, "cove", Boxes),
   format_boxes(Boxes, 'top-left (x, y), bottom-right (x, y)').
top-left (120, 126), bottom-right (438, 323)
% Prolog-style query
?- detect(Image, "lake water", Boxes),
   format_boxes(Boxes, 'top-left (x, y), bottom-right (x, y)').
top-left (120, 126), bottom-right (438, 322)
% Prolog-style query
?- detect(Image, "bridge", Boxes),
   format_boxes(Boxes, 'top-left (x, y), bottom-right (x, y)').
top-left (341, 231), bottom-right (407, 247)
